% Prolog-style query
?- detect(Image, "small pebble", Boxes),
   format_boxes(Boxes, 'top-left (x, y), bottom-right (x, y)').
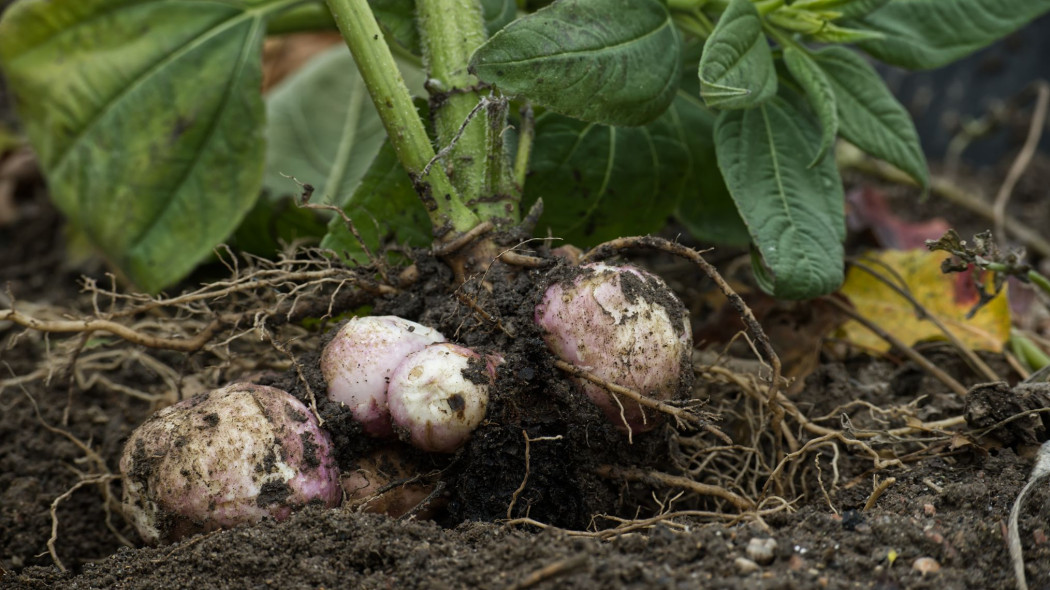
top-left (912, 557), bottom-right (941, 576)
top-left (746, 537), bottom-right (777, 565)
top-left (923, 503), bottom-right (936, 516)
top-left (735, 557), bottom-right (760, 575)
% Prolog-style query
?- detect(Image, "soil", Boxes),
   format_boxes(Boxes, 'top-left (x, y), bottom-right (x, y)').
top-left (5, 18), bottom-right (1050, 590)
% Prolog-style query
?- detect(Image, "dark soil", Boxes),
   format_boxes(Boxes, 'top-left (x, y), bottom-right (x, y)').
top-left (6, 20), bottom-right (1050, 590)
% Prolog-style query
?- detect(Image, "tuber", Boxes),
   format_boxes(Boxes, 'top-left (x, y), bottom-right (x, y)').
top-left (119, 383), bottom-right (341, 544)
top-left (534, 262), bottom-right (692, 432)
top-left (321, 315), bottom-right (446, 437)
top-left (341, 448), bottom-right (444, 519)
top-left (387, 343), bottom-right (495, 453)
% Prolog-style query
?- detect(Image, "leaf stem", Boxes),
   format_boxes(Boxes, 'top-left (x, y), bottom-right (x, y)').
top-left (324, 0), bottom-right (479, 236)
top-left (416, 0), bottom-right (489, 207)
top-left (513, 103), bottom-right (534, 191)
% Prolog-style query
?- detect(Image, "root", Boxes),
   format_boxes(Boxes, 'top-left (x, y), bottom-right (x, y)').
top-left (553, 359), bottom-right (703, 430)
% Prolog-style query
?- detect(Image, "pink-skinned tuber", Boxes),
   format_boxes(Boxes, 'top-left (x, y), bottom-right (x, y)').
top-left (387, 343), bottom-right (496, 453)
top-left (119, 383), bottom-right (341, 545)
top-left (321, 315), bottom-right (446, 437)
top-left (535, 262), bottom-right (692, 433)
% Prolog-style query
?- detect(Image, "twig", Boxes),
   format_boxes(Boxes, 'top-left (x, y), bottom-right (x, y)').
top-left (1009, 440), bottom-right (1050, 590)
top-left (553, 359), bottom-right (701, 428)
top-left (595, 465), bottom-right (755, 511)
top-left (863, 476), bottom-right (896, 511)
top-left (994, 81), bottom-right (1049, 244)
top-left (46, 474), bottom-right (118, 572)
top-left (432, 220), bottom-right (494, 256)
top-left (506, 554), bottom-right (589, 590)
top-left (0, 309), bottom-right (224, 352)
top-left (507, 432), bottom-right (564, 519)
top-left (850, 259), bottom-right (1000, 382)
top-left (822, 296), bottom-right (969, 398)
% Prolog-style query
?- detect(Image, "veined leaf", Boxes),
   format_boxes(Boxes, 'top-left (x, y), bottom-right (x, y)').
top-left (524, 92), bottom-right (715, 245)
top-left (264, 46), bottom-right (425, 204)
top-left (714, 97), bottom-right (845, 299)
top-left (852, 0), bottom-right (1050, 70)
top-left (0, 0), bottom-right (293, 291)
top-left (321, 139), bottom-right (430, 262)
top-left (471, 0), bottom-right (681, 126)
top-left (812, 46), bottom-right (927, 188)
top-left (782, 47), bottom-right (837, 167)
top-left (698, 0), bottom-right (777, 110)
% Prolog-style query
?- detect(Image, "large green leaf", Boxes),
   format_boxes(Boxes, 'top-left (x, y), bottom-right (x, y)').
top-left (0, 0), bottom-right (294, 291)
top-left (782, 47), bottom-right (837, 167)
top-left (264, 46), bottom-right (389, 204)
top-left (320, 139), bottom-right (431, 262)
top-left (714, 97), bottom-right (845, 299)
top-left (471, 0), bottom-right (681, 126)
top-left (524, 92), bottom-right (723, 245)
top-left (852, 0), bottom-right (1050, 70)
top-left (698, 0), bottom-right (776, 110)
top-left (812, 46), bottom-right (927, 188)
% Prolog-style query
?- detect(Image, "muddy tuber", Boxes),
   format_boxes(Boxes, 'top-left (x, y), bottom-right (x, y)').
top-left (321, 315), bottom-right (446, 437)
top-left (387, 343), bottom-right (495, 453)
top-left (119, 383), bottom-right (341, 544)
top-left (535, 262), bottom-right (692, 433)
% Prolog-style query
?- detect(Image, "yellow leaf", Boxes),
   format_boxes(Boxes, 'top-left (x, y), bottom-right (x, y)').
top-left (837, 249), bottom-right (1010, 353)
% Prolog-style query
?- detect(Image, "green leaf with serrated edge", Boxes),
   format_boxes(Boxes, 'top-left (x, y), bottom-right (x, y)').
top-left (792, 0), bottom-right (889, 19)
top-left (851, 0), bottom-right (1050, 70)
top-left (698, 0), bottom-right (777, 110)
top-left (320, 139), bottom-right (431, 263)
top-left (264, 47), bottom-right (388, 204)
top-left (782, 47), bottom-right (837, 167)
top-left (714, 96), bottom-right (845, 299)
top-left (812, 46), bottom-right (927, 188)
top-left (0, 0), bottom-right (292, 292)
top-left (523, 92), bottom-right (711, 245)
top-left (471, 0), bottom-right (681, 126)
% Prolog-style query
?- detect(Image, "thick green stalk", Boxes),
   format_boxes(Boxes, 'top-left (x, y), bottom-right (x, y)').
top-left (325, 0), bottom-right (479, 237)
top-left (416, 0), bottom-right (495, 215)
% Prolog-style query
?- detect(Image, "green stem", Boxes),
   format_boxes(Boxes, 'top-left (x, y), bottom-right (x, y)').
top-left (673, 11), bottom-right (714, 39)
top-left (513, 104), bottom-right (534, 191)
top-left (1029, 269), bottom-right (1050, 298)
top-left (324, 0), bottom-right (479, 236)
top-left (416, 0), bottom-right (490, 210)
top-left (667, 0), bottom-right (707, 10)
top-left (267, 2), bottom-right (336, 35)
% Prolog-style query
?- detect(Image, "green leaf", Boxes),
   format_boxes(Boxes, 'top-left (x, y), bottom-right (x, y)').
top-left (791, 0), bottom-right (889, 18)
top-left (320, 139), bottom-right (431, 262)
top-left (232, 196), bottom-right (327, 256)
top-left (671, 96), bottom-right (748, 246)
top-left (371, 0), bottom-right (420, 53)
top-left (471, 0), bottom-right (681, 126)
top-left (0, 0), bottom-right (289, 292)
top-left (812, 46), bottom-right (927, 188)
top-left (852, 0), bottom-right (1050, 70)
top-left (524, 92), bottom-right (713, 245)
top-left (698, 0), bottom-right (777, 110)
top-left (263, 46), bottom-right (388, 204)
top-left (714, 96), bottom-right (845, 299)
top-left (781, 47), bottom-right (837, 167)
top-left (482, 0), bottom-right (517, 35)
